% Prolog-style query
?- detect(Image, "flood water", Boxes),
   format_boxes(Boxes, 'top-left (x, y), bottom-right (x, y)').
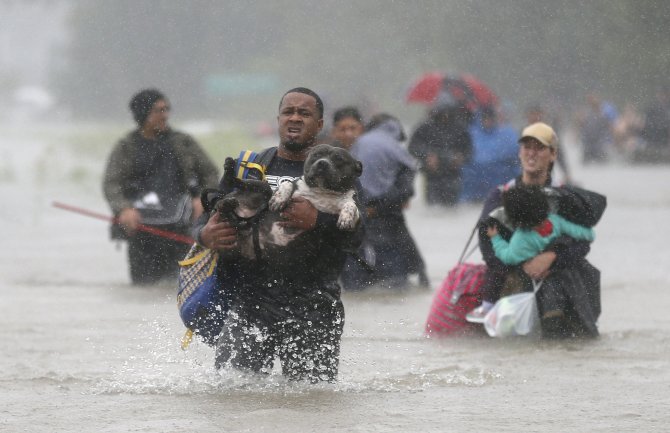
top-left (2, 124), bottom-right (669, 432)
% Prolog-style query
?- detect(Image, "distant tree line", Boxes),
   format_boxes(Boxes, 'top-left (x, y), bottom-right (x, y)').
top-left (55, 0), bottom-right (670, 121)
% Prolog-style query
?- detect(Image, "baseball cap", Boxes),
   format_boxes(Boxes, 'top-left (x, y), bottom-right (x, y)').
top-left (519, 122), bottom-right (558, 150)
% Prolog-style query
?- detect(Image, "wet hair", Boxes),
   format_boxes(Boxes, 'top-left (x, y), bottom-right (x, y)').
top-left (280, 87), bottom-right (324, 119)
top-left (129, 88), bottom-right (166, 126)
top-left (332, 106), bottom-right (363, 125)
top-left (503, 185), bottom-right (549, 229)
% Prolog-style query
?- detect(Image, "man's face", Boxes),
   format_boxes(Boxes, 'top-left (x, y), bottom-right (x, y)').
top-left (277, 92), bottom-right (323, 152)
top-left (144, 99), bottom-right (170, 133)
top-left (332, 116), bottom-right (364, 150)
top-left (519, 138), bottom-right (556, 177)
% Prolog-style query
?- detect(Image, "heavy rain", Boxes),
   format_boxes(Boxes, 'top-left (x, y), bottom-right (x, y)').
top-left (2, 1), bottom-right (669, 432)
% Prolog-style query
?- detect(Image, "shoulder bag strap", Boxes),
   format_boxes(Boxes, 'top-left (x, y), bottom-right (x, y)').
top-left (458, 223), bottom-right (480, 264)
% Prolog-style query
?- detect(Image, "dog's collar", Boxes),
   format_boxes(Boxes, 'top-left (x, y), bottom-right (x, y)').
top-left (228, 203), bottom-right (269, 229)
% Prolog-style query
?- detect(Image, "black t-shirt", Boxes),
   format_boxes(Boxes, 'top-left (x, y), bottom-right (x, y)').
top-left (264, 156), bottom-right (304, 191)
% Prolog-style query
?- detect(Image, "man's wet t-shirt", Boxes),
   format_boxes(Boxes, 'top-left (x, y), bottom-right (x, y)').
top-left (265, 156), bottom-right (304, 191)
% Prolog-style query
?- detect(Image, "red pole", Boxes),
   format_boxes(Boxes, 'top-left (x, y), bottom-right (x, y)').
top-left (52, 201), bottom-right (195, 245)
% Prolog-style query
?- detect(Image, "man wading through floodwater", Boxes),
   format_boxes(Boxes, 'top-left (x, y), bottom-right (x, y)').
top-left (195, 88), bottom-right (364, 382)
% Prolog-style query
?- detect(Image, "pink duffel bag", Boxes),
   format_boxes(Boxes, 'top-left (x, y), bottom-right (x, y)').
top-left (425, 262), bottom-right (486, 337)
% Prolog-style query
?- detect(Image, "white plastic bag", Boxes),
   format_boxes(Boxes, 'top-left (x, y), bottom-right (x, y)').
top-left (484, 280), bottom-right (543, 337)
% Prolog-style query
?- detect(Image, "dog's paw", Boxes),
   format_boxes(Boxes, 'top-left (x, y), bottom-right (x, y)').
top-left (269, 182), bottom-right (293, 211)
top-left (337, 202), bottom-right (360, 231)
top-left (268, 191), bottom-right (289, 211)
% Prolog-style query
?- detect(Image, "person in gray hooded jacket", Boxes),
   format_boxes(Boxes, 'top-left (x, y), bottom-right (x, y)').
top-left (343, 113), bottom-right (429, 290)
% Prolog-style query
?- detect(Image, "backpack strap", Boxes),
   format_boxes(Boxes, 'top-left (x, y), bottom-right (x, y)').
top-left (233, 147), bottom-right (277, 181)
top-left (458, 223), bottom-right (479, 264)
top-left (235, 150), bottom-right (266, 180)
top-left (254, 146), bottom-right (278, 169)
top-left (231, 147), bottom-right (277, 262)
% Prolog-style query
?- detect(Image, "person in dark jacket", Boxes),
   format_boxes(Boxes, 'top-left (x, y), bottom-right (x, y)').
top-left (103, 89), bottom-right (219, 285)
top-left (466, 123), bottom-right (602, 338)
top-left (343, 113), bottom-right (428, 290)
top-left (196, 88), bottom-right (364, 382)
top-left (408, 99), bottom-right (473, 207)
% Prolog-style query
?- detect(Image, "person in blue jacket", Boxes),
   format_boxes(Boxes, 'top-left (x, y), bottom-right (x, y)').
top-left (460, 106), bottom-right (520, 202)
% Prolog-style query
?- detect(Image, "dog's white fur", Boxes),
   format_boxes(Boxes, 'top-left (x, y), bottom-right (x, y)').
top-left (268, 179), bottom-right (359, 246)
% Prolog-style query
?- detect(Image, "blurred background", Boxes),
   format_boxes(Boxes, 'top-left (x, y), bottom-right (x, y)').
top-left (3, 4), bottom-right (670, 431)
top-left (2, 0), bottom-right (669, 127)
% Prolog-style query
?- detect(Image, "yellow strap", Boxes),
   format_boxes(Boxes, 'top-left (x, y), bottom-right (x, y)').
top-left (181, 328), bottom-right (194, 350)
top-left (236, 150), bottom-right (254, 179)
top-left (207, 253), bottom-right (218, 276)
top-left (178, 249), bottom-right (210, 266)
top-left (244, 162), bottom-right (266, 180)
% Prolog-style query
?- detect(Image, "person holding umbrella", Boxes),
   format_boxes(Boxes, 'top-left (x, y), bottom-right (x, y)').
top-left (408, 94), bottom-right (473, 206)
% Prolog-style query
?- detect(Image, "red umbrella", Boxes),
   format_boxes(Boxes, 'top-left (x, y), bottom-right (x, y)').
top-left (406, 72), bottom-right (498, 112)
top-left (405, 72), bottom-right (444, 104)
top-left (461, 74), bottom-right (498, 109)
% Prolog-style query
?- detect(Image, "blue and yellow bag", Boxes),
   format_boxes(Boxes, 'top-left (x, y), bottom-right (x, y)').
top-left (176, 149), bottom-right (274, 349)
top-left (177, 245), bottom-right (223, 348)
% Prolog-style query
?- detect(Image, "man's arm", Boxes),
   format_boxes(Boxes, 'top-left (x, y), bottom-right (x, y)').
top-left (102, 140), bottom-right (133, 215)
top-left (197, 212), bottom-right (239, 251)
top-left (277, 196), bottom-right (319, 231)
top-left (277, 186), bottom-right (365, 253)
top-left (365, 165), bottom-right (415, 216)
top-left (102, 139), bottom-right (143, 234)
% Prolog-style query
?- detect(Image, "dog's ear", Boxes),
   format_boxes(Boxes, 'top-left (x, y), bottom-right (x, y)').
top-left (224, 157), bottom-right (235, 177)
top-left (222, 157), bottom-right (236, 191)
top-left (355, 161), bottom-right (363, 177)
top-left (201, 188), bottom-right (224, 213)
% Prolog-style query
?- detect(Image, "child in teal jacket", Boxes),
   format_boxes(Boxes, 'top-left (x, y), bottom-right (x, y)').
top-left (487, 185), bottom-right (595, 266)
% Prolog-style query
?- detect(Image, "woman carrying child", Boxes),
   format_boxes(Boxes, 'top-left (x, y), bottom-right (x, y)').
top-left (466, 122), bottom-right (603, 338)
